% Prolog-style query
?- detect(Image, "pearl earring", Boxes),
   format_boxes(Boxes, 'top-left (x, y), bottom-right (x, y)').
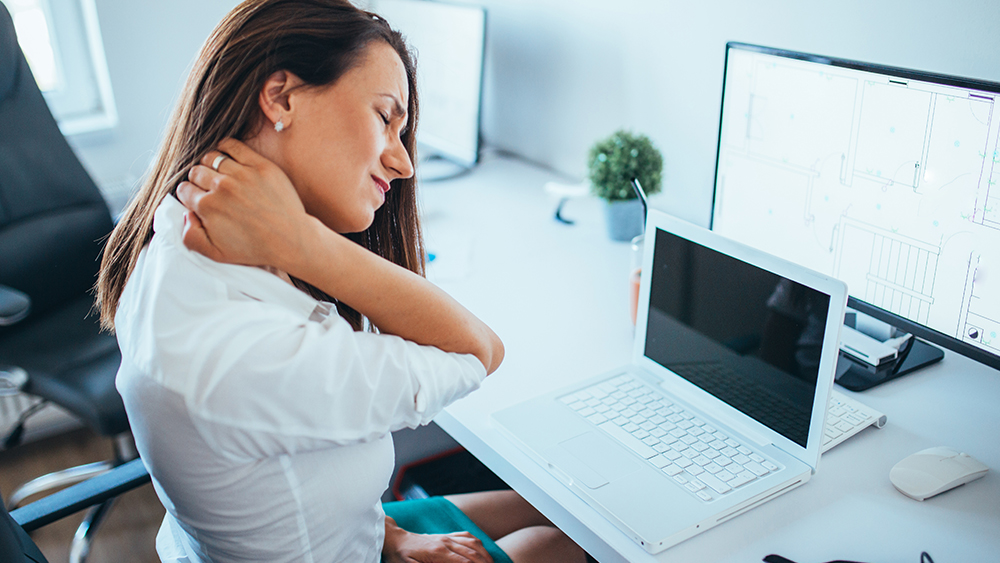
top-left (274, 120), bottom-right (285, 132)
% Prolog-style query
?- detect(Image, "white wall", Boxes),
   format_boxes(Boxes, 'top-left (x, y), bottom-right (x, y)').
top-left (471, 0), bottom-right (1000, 226)
top-left (71, 0), bottom-right (1000, 225)
top-left (67, 0), bottom-right (238, 202)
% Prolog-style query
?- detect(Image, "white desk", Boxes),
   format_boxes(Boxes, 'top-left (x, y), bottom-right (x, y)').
top-left (420, 155), bottom-right (1000, 563)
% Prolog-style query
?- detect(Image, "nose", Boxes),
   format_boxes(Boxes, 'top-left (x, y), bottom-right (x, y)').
top-left (383, 134), bottom-right (414, 180)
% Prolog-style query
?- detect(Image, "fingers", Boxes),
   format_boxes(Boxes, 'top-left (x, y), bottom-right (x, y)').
top-left (180, 209), bottom-right (221, 261)
top-left (195, 142), bottom-right (248, 187)
top-left (176, 180), bottom-right (220, 260)
top-left (176, 180), bottom-right (206, 209)
top-left (199, 139), bottom-right (255, 170)
top-left (192, 138), bottom-right (283, 190)
top-left (391, 532), bottom-right (493, 563)
top-left (191, 141), bottom-right (267, 192)
top-left (193, 138), bottom-right (264, 177)
top-left (444, 533), bottom-right (492, 563)
top-left (201, 150), bottom-right (231, 173)
top-left (187, 161), bottom-right (225, 196)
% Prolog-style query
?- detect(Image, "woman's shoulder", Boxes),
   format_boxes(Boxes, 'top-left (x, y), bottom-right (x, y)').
top-left (128, 196), bottom-right (230, 303)
top-left (137, 196), bottom-right (318, 312)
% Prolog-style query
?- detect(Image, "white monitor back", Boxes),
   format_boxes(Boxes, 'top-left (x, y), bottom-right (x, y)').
top-left (370, 0), bottom-right (486, 167)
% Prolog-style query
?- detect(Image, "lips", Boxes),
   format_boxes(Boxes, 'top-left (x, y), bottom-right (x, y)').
top-left (372, 175), bottom-right (390, 196)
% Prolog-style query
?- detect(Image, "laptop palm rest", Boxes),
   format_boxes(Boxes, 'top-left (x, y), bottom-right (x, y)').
top-left (544, 431), bottom-right (643, 489)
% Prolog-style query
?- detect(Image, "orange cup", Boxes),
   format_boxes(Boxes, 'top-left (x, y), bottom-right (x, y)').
top-left (629, 234), bottom-right (644, 324)
top-left (629, 268), bottom-right (641, 325)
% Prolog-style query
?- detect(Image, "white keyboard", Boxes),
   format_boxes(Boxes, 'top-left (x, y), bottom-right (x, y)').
top-left (823, 390), bottom-right (886, 453)
top-left (561, 375), bottom-right (887, 501)
top-left (560, 375), bottom-right (783, 502)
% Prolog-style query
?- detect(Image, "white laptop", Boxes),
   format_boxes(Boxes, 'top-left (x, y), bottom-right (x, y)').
top-left (492, 210), bottom-right (848, 554)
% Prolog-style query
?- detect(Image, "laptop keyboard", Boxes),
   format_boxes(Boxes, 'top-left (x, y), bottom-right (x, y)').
top-left (561, 374), bottom-right (887, 502)
top-left (666, 362), bottom-right (811, 447)
top-left (560, 374), bottom-right (781, 502)
top-left (665, 362), bottom-right (886, 453)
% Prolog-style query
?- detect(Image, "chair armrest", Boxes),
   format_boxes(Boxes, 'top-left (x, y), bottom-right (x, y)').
top-left (0, 284), bottom-right (30, 326)
top-left (11, 458), bottom-right (151, 531)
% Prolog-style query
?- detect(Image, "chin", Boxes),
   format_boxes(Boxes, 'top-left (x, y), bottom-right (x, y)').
top-left (315, 206), bottom-right (375, 234)
top-left (342, 213), bottom-right (377, 235)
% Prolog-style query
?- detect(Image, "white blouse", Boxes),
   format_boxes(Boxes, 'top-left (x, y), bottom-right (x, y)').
top-left (114, 196), bottom-right (486, 562)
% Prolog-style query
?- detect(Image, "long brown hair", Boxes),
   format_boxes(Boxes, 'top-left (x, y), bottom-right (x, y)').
top-left (96, 0), bottom-right (422, 332)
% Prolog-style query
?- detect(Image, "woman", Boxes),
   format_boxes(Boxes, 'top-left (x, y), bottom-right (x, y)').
top-left (96, 1), bottom-right (584, 562)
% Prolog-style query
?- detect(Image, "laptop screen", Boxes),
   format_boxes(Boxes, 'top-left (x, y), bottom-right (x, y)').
top-left (643, 228), bottom-right (831, 447)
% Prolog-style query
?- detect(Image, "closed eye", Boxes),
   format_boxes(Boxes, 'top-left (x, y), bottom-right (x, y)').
top-left (377, 93), bottom-right (407, 130)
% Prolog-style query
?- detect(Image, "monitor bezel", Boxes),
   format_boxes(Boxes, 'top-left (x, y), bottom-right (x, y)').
top-left (709, 41), bottom-right (1000, 372)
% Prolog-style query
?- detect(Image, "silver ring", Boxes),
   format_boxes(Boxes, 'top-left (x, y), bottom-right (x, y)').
top-left (211, 154), bottom-right (227, 171)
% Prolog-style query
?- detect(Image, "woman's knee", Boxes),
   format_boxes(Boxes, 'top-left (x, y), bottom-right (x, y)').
top-left (445, 490), bottom-right (551, 540)
top-left (496, 525), bottom-right (585, 563)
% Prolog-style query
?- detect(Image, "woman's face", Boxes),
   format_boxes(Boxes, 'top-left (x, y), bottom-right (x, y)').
top-left (273, 42), bottom-right (413, 234)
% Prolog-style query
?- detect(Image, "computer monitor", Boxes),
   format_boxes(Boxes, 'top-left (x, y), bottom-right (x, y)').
top-left (370, 0), bottom-right (486, 171)
top-left (710, 42), bottom-right (1000, 379)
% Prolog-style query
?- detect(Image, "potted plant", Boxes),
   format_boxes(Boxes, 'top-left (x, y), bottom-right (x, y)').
top-left (587, 130), bottom-right (663, 241)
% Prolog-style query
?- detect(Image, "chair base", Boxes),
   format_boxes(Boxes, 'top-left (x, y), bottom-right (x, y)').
top-left (8, 460), bottom-right (113, 509)
top-left (6, 432), bottom-right (137, 563)
top-left (70, 498), bottom-right (115, 563)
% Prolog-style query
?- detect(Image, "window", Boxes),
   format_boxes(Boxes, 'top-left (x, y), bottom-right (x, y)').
top-left (3, 0), bottom-right (116, 135)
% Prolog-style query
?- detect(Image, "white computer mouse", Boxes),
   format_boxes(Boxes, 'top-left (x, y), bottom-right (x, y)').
top-left (889, 446), bottom-right (989, 501)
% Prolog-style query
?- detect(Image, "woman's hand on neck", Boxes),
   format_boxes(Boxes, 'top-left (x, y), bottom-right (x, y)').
top-left (176, 137), bottom-right (317, 273)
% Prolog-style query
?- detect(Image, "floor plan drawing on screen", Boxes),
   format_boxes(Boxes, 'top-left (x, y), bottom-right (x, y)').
top-left (713, 48), bottom-right (1000, 355)
top-left (834, 218), bottom-right (939, 326)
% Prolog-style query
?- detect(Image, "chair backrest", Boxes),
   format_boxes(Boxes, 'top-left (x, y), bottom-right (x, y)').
top-left (0, 3), bottom-right (113, 319)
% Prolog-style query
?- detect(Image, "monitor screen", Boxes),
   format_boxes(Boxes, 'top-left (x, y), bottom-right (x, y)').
top-left (643, 228), bottom-right (831, 448)
top-left (711, 42), bottom-right (1000, 371)
top-left (371, 0), bottom-right (486, 167)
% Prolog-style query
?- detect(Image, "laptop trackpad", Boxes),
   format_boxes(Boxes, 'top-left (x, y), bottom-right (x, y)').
top-left (545, 432), bottom-right (643, 490)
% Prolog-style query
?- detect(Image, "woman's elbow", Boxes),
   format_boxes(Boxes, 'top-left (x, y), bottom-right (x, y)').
top-left (485, 335), bottom-right (504, 375)
top-left (473, 327), bottom-right (503, 376)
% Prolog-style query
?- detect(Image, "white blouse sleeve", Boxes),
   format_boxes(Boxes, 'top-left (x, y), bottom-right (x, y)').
top-left (122, 233), bottom-right (486, 462)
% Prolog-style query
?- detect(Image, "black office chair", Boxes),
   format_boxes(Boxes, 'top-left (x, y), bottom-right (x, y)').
top-left (1, 459), bottom-right (151, 563)
top-left (0, 4), bottom-right (136, 562)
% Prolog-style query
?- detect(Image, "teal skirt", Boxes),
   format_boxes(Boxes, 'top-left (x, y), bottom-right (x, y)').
top-left (383, 497), bottom-right (514, 563)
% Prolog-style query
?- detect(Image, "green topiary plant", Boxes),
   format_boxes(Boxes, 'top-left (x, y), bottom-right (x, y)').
top-left (587, 130), bottom-right (663, 201)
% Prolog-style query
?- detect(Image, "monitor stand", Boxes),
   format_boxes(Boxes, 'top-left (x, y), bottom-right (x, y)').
top-left (417, 155), bottom-right (473, 183)
top-left (835, 336), bottom-right (944, 391)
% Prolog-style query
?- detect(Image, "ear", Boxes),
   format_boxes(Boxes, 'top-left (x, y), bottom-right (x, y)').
top-left (258, 70), bottom-right (306, 129)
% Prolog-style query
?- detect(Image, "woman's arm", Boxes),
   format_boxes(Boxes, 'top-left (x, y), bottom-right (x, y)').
top-left (176, 139), bottom-right (503, 374)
